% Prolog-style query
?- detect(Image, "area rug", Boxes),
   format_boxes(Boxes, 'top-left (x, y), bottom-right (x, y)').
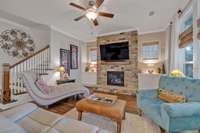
top-left (64, 108), bottom-right (198, 133)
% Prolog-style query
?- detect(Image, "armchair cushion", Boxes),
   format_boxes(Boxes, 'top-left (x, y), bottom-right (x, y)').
top-left (161, 102), bottom-right (200, 117)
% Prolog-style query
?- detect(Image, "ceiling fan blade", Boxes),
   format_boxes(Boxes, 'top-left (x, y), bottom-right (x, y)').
top-left (98, 12), bottom-right (114, 18)
top-left (93, 19), bottom-right (99, 26)
top-left (69, 2), bottom-right (86, 11)
top-left (74, 15), bottom-right (85, 21)
top-left (96, 0), bottom-right (104, 8)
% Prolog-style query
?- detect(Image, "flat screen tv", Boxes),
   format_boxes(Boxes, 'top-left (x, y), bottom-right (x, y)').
top-left (100, 41), bottom-right (129, 61)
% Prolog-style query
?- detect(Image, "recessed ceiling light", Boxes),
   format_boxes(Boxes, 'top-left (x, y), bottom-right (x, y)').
top-left (149, 11), bottom-right (155, 16)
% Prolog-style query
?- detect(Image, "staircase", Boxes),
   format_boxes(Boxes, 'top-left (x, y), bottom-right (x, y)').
top-left (1, 45), bottom-right (50, 104)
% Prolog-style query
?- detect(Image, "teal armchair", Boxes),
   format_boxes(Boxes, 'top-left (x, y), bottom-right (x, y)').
top-left (137, 76), bottom-right (200, 132)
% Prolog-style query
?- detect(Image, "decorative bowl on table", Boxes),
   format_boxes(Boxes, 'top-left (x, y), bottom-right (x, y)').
top-left (87, 93), bottom-right (117, 105)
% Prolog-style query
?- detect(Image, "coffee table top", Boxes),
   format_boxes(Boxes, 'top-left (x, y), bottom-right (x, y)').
top-left (76, 94), bottom-right (127, 121)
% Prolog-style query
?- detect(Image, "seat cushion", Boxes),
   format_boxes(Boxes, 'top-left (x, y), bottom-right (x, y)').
top-left (17, 116), bottom-right (50, 133)
top-left (0, 115), bottom-right (26, 133)
top-left (28, 108), bottom-right (63, 126)
top-left (161, 102), bottom-right (200, 118)
top-left (48, 83), bottom-right (90, 99)
top-left (15, 107), bottom-right (63, 133)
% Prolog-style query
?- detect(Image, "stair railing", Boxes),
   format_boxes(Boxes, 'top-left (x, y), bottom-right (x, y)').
top-left (1, 45), bottom-right (50, 104)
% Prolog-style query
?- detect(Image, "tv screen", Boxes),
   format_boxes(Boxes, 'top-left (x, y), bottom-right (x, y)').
top-left (100, 41), bottom-right (129, 61)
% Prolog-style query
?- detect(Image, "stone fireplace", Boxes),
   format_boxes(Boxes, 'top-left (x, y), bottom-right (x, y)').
top-left (107, 71), bottom-right (124, 86)
top-left (97, 31), bottom-right (138, 94)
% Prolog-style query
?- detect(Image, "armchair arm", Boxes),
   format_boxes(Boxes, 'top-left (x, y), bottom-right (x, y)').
top-left (161, 102), bottom-right (200, 118)
top-left (136, 89), bottom-right (158, 99)
top-left (136, 89), bottom-right (158, 110)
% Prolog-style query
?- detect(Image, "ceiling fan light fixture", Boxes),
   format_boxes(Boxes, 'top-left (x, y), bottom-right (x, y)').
top-left (86, 12), bottom-right (97, 20)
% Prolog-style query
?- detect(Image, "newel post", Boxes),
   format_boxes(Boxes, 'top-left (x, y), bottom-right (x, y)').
top-left (1, 63), bottom-right (11, 104)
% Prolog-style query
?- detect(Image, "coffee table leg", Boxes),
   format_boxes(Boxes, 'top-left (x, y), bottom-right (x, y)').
top-left (78, 111), bottom-right (82, 121)
top-left (123, 111), bottom-right (126, 120)
top-left (117, 121), bottom-right (121, 133)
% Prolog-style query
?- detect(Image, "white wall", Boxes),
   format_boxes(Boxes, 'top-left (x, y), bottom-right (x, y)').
top-left (46, 28), bottom-right (86, 85)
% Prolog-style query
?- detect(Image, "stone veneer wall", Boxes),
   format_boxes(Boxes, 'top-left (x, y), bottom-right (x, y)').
top-left (97, 31), bottom-right (138, 94)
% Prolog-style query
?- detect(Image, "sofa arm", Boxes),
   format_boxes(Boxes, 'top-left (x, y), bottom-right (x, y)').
top-left (161, 102), bottom-right (200, 118)
top-left (136, 89), bottom-right (158, 99)
top-left (1, 103), bottom-right (38, 122)
top-left (0, 115), bottom-right (26, 133)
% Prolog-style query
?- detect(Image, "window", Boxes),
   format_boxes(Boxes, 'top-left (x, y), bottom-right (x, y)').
top-left (183, 44), bottom-right (193, 77)
top-left (142, 41), bottom-right (159, 60)
top-left (180, 14), bottom-right (193, 32)
top-left (179, 8), bottom-right (193, 77)
top-left (89, 48), bottom-right (97, 62)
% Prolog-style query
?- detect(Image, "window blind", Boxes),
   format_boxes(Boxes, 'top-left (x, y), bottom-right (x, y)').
top-left (179, 26), bottom-right (193, 48)
top-left (142, 41), bottom-right (159, 60)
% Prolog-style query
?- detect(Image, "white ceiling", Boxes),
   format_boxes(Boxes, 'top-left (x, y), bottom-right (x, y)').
top-left (0, 0), bottom-right (189, 42)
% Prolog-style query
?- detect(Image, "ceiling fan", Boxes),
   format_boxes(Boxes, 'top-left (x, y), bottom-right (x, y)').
top-left (69, 0), bottom-right (114, 26)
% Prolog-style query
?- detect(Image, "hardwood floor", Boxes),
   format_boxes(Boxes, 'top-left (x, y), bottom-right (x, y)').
top-left (46, 94), bottom-right (137, 115)
top-left (46, 97), bottom-right (77, 115)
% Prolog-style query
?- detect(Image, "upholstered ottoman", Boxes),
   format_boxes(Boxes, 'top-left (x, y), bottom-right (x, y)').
top-left (76, 97), bottom-right (127, 133)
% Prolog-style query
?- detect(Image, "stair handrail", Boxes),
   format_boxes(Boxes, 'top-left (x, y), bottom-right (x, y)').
top-left (10, 45), bottom-right (50, 69)
top-left (1, 45), bottom-right (50, 104)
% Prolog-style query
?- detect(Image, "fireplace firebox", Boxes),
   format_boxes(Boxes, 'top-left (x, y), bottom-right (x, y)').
top-left (107, 71), bottom-right (124, 86)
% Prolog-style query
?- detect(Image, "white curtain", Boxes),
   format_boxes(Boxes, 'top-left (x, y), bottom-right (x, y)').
top-left (165, 14), bottom-right (181, 74)
top-left (193, 0), bottom-right (200, 78)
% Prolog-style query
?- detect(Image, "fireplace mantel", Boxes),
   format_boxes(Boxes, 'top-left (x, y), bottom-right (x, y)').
top-left (100, 60), bottom-right (131, 65)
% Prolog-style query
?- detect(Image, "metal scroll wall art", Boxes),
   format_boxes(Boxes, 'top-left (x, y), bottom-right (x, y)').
top-left (0, 29), bottom-right (35, 58)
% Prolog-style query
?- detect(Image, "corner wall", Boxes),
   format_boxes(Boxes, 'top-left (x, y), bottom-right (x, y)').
top-left (45, 29), bottom-right (86, 85)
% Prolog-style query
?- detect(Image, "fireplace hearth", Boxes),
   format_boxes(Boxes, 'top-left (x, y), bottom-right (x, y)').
top-left (107, 71), bottom-right (124, 86)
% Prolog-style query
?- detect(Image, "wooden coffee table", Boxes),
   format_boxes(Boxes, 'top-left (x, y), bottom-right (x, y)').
top-left (76, 94), bottom-right (127, 133)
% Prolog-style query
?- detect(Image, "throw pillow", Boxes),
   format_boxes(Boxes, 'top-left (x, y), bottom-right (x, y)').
top-left (158, 88), bottom-right (186, 103)
top-left (35, 79), bottom-right (49, 94)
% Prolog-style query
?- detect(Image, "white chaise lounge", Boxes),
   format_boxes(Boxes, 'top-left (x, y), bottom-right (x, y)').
top-left (21, 72), bottom-right (90, 106)
top-left (0, 103), bottom-right (111, 133)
